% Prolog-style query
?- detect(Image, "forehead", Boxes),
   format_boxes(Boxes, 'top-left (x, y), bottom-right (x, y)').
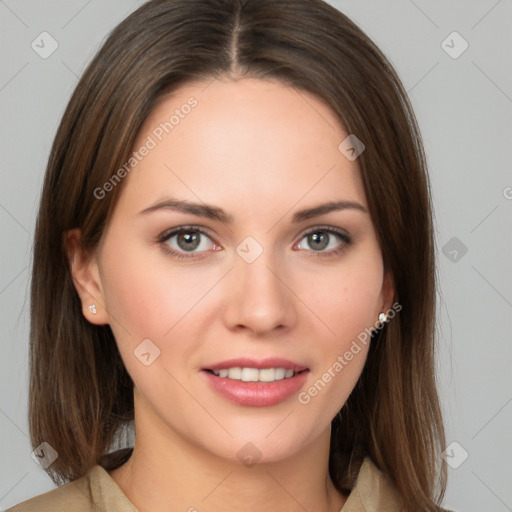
top-left (115, 78), bottom-right (366, 218)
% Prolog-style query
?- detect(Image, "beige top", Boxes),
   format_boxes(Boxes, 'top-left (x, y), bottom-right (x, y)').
top-left (7, 456), bottom-right (401, 512)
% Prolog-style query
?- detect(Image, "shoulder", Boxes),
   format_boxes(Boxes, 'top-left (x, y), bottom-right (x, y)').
top-left (6, 465), bottom-right (138, 512)
top-left (341, 457), bottom-right (402, 512)
top-left (6, 471), bottom-right (95, 512)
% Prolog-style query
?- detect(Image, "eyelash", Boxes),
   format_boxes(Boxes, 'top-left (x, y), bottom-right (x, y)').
top-left (156, 225), bottom-right (352, 260)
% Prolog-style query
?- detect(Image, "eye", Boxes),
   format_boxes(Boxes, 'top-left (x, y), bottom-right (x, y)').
top-left (157, 226), bottom-right (219, 259)
top-left (295, 226), bottom-right (351, 257)
top-left (156, 225), bottom-right (351, 260)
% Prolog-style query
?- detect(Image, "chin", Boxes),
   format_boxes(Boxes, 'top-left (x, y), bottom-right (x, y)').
top-left (193, 422), bottom-right (320, 467)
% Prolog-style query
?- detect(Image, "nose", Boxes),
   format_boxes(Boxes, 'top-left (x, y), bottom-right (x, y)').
top-left (221, 253), bottom-right (297, 336)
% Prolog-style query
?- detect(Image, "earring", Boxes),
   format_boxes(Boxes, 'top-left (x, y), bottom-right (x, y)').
top-left (378, 312), bottom-right (388, 324)
top-left (88, 304), bottom-right (97, 314)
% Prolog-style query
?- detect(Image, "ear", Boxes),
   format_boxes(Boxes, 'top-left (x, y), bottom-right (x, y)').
top-left (380, 269), bottom-right (396, 313)
top-left (64, 228), bottom-right (109, 325)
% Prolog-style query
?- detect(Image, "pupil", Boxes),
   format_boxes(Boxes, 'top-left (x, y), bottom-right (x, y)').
top-left (178, 231), bottom-right (200, 251)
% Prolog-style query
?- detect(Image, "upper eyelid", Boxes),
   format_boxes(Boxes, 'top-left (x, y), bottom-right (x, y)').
top-left (300, 225), bottom-right (349, 237)
top-left (158, 225), bottom-right (215, 241)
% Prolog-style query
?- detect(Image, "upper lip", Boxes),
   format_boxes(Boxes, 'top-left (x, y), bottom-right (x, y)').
top-left (203, 357), bottom-right (309, 372)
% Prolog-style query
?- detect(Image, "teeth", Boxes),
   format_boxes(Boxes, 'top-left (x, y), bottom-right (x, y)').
top-left (210, 367), bottom-right (299, 382)
top-left (227, 367), bottom-right (241, 379)
top-left (275, 368), bottom-right (285, 380)
top-left (258, 368), bottom-right (276, 382)
top-left (241, 367), bottom-right (259, 382)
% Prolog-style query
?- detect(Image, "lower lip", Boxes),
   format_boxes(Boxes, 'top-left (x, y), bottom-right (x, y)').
top-left (201, 370), bottom-right (309, 407)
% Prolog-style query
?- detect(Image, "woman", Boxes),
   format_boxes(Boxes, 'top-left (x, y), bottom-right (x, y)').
top-left (9, 0), bottom-right (448, 510)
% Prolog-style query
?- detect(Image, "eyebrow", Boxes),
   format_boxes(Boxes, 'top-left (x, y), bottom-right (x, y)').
top-left (139, 198), bottom-right (368, 223)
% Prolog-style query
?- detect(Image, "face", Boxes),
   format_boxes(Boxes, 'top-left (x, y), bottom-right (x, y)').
top-left (71, 77), bottom-right (393, 464)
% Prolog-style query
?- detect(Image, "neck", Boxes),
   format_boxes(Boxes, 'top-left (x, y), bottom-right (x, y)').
top-left (109, 400), bottom-right (347, 512)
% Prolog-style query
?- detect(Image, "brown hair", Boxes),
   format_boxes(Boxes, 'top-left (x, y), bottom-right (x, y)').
top-left (29, 0), bottom-right (447, 509)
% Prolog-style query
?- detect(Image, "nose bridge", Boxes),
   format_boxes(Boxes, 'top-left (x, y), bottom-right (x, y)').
top-left (224, 241), bottom-right (296, 333)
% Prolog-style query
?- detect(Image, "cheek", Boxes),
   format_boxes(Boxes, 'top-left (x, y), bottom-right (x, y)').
top-left (98, 242), bottom-right (214, 391)
top-left (100, 240), bottom-right (214, 340)
top-left (303, 257), bottom-right (384, 346)
top-left (296, 263), bottom-right (379, 417)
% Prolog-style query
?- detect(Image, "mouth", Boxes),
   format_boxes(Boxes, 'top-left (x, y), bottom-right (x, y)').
top-left (200, 358), bottom-right (310, 407)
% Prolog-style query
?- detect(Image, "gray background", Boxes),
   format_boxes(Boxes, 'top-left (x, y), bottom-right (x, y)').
top-left (1, 1), bottom-right (511, 510)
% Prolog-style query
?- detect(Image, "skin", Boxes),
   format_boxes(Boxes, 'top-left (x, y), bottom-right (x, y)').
top-left (67, 77), bottom-right (394, 512)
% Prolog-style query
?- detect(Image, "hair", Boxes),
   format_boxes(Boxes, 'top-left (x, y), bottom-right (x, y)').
top-left (29, 0), bottom-right (447, 510)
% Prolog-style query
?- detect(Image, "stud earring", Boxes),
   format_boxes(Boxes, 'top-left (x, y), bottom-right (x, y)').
top-left (88, 304), bottom-right (97, 314)
top-left (378, 312), bottom-right (388, 324)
